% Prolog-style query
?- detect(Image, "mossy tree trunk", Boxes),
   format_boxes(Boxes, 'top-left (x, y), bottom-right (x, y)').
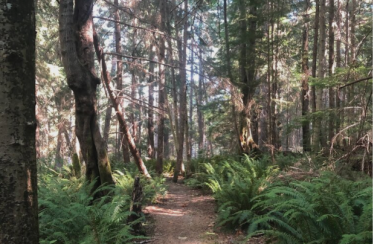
top-left (59, 0), bottom-right (114, 194)
top-left (0, 0), bottom-right (39, 242)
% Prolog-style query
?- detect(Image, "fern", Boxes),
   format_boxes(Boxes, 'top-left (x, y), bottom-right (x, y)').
top-left (38, 167), bottom-right (167, 244)
top-left (246, 172), bottom-right (372, 244)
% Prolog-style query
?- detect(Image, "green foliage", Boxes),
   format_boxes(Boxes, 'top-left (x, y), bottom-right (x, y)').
top-left (38, 167), bottom-right (166, 244)
top-left (186, 155), bottom-right (278, 228)
top-left (246, 172), bottom-right (372, 244)
top-left (39, 176), bottom-right (138, 244)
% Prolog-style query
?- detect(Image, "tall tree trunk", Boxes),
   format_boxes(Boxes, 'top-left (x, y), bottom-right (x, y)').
top-left (156, 0), bottom-right (166, 174)
top-left (0, 0), bottom-right (39, 242)
top-left (114, 0), bottom-right (130, 164)
top-left (187, 40), bottom-right (194, 162)
top-left (336, 0), bottom-right (342, 143)
top-left (197, 38), bottom-right (205, 155)
top-left (59, 0), bottom-right (114, 193)
top-left (350, 0), bottom-right (356, 63)
top-left (167, 13), bottom-right (179, 152)
top-left (223, 0), bottom-right (241, 153)
top-left (311, 0), bottom-right (320, 115)
top-left (147, 44), bottom-right (155, 158)
top-left (313, 0), bottom-right (326, 152)
top-left (174, 0), bottom-right (189, 182)
top-left (130, 18), bottom-right (138, 143)
top-left (301, 0), bottom-right (311, 152)
top-left (328, 0), bottom-right (335, 144)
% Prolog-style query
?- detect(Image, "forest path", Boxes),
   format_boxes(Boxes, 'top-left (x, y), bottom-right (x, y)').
top-left (143, 177), bottom-right (263, 244)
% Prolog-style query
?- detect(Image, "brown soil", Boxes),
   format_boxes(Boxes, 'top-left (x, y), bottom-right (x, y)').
top-left (143, 177), bottom-right (264, 244)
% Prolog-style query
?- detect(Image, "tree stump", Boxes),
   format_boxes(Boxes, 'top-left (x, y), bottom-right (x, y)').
top-left (128, 176), bottom-right (143, 233)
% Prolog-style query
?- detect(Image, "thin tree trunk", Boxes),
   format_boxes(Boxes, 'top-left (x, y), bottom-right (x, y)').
top-left (197, 45), bottom-right (205, 154)
top-left (336, 0), bottom-right (342, 144)
top-left (157, 0), bottom-right (166, 174)
top-left (147, 44), bottom-right (155, 158)
top-left (187, 40), bottom-right (194, 162)
top-left (311, 0), bottom-right (320, 116)
top-left (93, 31), bottom-right (151, 178)
top-left (328, 0), bottom-right (335, 145)
top-left (350, 0), bottom-right (356, 63)
top-left (114, 0), bottom-right (130, 164)
top-left (301, 0), bottom-right (311, 152)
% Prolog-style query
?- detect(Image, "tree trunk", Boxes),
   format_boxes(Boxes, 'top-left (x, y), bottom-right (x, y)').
top-left (223, 0), bottom-right (240, 153)
top-left (313, 0), bottom-right (326, 152)
top-left (156, 0), bottom-right (166, 174)
top-left (336, 0), bottom-right (342, 143)
top-left (350, 0), bottom-right (356, 63)
top-left (328, 0), bottom-right (335, 145)
top-left (103, 106), bottom-right (113, 144)
top-left (114, 0), bottom-right (130, 164)
top-left (311, 0), bottom-right (319, 115)
top-left (174, 0), bottom-right (189, 182)
top-left (238, 0), bottom-right (258, 154)
top-left (0, 1), bottom-right (39, 242)
top-left (147, 44), bottom-right (155, 158)
top-left (301, 0), bottom-right (311, 152)
top-left (59, 0), bottom-right (114, 192)
top-left (93, 31), bottom-right (151, 178)
top-left (197, 43), bottom-right (205, 155)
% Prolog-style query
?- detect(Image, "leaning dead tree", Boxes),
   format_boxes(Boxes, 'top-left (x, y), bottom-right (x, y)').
top-left (93, 29), bottom-right (151, 179)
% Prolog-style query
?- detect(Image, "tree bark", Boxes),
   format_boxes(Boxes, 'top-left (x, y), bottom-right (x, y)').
top-left (313, 0), bottom-right (326, 152)
top-left (174, 0), bottom-right (189, 182)
top-left (157, 0), bottom-right (166, 174)
top-left (59, 0), bottom-right (114, 192)
top-left (328, 0), bottom-right (335, 145)
top-left (114, 0), bottom-right (130, 164)
top-left (311, 0), bottom-right (320, 115)
top-left (301, 0), bottom-right (311, 152)
top-left (238, 0), bottom-right (258, 154)
top-left (147, 44), bottom-right (155, 158)
top-left (0, 0), bottom-right (39, 242)
top-left (336, 0), bottom-right (342, 140)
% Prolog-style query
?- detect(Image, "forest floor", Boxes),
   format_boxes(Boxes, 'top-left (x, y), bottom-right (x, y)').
top-left (143, 176), bottom-right (265, 244)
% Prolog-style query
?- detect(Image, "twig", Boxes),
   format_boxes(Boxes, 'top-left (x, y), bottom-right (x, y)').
top-left (329, 122), bottom-right (360, 156)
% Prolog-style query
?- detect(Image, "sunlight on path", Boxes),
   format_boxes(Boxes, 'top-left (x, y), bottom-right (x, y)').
top-left (144, 177), bottom-right (218, 244)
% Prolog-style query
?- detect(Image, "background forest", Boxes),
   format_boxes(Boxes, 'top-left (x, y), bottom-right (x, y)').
top-left (27, 0), bottom-right (376, 243)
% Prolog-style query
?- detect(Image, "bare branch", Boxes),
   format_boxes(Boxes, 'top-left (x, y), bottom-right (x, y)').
top-left (339, 76), bottom-right (372, 89)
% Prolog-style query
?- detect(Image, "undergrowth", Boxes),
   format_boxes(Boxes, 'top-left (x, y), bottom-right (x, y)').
top-left (185, 154), bottom-right (372, 243)
top-left (38, 164), bottom-right (166, 244)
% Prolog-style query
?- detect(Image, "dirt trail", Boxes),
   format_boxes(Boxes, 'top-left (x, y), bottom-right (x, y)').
top-left (144, 177), bottom-right (263, 244)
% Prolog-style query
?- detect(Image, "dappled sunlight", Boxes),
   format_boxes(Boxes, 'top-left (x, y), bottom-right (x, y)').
top-left (145, 205), bottom-right (187, 217)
